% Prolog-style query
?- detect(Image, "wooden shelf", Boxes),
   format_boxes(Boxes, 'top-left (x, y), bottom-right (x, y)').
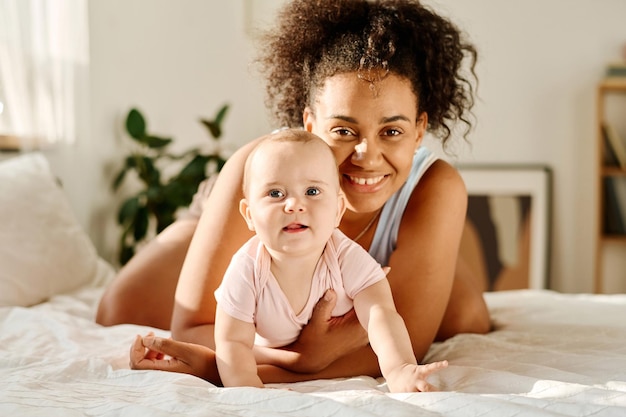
top-left (600, 77), bottom-right (626, 91)
top-left (602, 167), bottom-right (626, 177)
top-left (601, 234), bottom-right (626, 243)
top-left (595, 78), bottom-right (626, 293)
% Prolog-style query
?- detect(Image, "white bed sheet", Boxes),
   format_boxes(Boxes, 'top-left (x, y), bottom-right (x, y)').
top-left (2, 287), bottom-right (626, 416)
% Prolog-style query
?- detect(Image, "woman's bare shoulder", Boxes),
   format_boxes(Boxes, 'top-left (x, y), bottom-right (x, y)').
top-left (399, 159), bottom-right (468, 232)
top-left (413, 159), bottom-right (467, 205)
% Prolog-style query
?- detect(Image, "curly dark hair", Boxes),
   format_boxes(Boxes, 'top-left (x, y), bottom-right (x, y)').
top-left (256, 0), bottom-right (477, 147)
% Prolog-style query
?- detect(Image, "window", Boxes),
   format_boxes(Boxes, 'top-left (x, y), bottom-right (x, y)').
top-left (0, 0), bottom-right (89, 150)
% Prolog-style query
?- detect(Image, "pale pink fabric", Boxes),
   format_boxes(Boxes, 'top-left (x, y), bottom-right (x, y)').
top-left (215, 229), bottom-right (386, 348)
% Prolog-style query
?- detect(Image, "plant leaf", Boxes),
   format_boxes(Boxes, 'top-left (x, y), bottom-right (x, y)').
top-left (134, 156), bottom-right (161, 185)
top-left (117, 196), bottom-right (140, 225)
top-left (145, 185), bottom-right (164, 204)
top-left (214, 104), bottom-right (229, 126)
top-left (156, 209), bottom-right (176, 233)
top-left (178, 155), bottom-right (208, 181)
top-left (214, 156), bottom-right (228, 172)
top-left (126, 108), bottom-right (146, 139)
top-left (119, 243), bottom-right (135, 265)
top-left (140, 135), bottom-right (172, 149)
top-left (162, 181), bottom-right (192, 208)
top-left (199, 103), bottom-right (229, 139)
top-left (199, 119), bottom-right (220, 139)
top-left (133, 206), bottom-right (149, 241)
top-left (112, 168), bottom-right (127, 191)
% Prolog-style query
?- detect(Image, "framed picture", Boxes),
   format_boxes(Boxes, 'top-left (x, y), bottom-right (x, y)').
top-left (458, 165), bottom-right (552, 291)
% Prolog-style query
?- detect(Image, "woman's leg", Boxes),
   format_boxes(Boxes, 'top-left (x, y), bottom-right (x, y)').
top-left (435, 256), bottom-right (492, 341)
top-left (96, 218), bottom-right (198, 329)
top-left (97, 176), bottom-right (217, 329)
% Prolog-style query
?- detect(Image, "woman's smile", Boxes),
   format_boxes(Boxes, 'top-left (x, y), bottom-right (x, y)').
top-left (345, 174), bottom-right (387, 186)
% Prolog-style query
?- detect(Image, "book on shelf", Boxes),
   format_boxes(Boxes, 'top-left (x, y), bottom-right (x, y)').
top-left (602, 122), bottom-right (626, 170)
top-left (603, 131), bottom-right (621, 167)
top-left (604, 177), bottom-right (626, 235)
top-left (606, 61), bottom-right (626, 78)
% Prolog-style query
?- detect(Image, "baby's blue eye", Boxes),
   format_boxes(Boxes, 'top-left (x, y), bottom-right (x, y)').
top-left (306, 187), bottom-right (320, 196)
top-left (269, 190), bottom-right (284, 198)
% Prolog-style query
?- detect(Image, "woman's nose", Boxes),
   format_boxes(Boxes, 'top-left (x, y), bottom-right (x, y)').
top-left (351, 137), bottom-right (380, 167)
top-left (284, 196), bottom-right (305, 213)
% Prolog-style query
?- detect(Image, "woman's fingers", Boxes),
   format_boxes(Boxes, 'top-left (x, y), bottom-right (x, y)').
top-left (129, 334), bottom-right (188, 372)
top-left (309, 289), bottom-right (337, 327)
top-left (129, 335), bottom-right (147, 367)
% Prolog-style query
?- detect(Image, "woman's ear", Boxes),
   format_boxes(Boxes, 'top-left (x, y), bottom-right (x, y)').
top-left (239, 199), bottom-right (255, 231)
top-left (415, 111), bottom-right (428, 149)
top-left (303, 107), bottom-right (315, 133)
top-left (335, 193), bottom-right (347, 227)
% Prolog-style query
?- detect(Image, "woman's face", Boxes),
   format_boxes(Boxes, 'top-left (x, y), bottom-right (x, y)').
top-left (304, 72), bottom-right (426, 214)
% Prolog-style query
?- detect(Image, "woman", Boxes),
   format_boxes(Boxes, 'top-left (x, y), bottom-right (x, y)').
top-left (98, 0), bottom-right (491, 383)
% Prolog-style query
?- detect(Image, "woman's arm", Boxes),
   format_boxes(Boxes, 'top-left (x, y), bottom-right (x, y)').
top-left (214, 306), bottom-right (263, 388)
top-left (170, 137), bottom-right (263, 345)
top-left (129, 331), bottom-right (381, 384)
top-left (252, 289), bottom-right (369, 373)
top-left (385, 161), bottom-right (470, 361)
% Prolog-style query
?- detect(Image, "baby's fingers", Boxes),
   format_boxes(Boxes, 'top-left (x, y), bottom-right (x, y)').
top-left (415, 360), bottom-right (448, 392)
top-left (415, 379), bottom-right (437, 392)
top-left (421, 360), bottom-right (448, 376)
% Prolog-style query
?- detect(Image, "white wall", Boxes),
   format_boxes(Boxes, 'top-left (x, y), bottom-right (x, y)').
top-left (427, 0), bottom-right (626, 293)
top-left (47, 0), bottom-right (626, 292)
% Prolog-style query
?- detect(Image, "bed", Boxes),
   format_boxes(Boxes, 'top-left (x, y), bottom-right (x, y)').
top-left (2, 153), bottom-right (626, 416)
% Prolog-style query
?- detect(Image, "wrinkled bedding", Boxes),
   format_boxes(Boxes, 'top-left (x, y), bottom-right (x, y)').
top-left (2, 287), bottom-right (625, 416)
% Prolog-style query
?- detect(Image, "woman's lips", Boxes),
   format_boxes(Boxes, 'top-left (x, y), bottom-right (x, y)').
top-left (345, 174), bottom-right (385, 186)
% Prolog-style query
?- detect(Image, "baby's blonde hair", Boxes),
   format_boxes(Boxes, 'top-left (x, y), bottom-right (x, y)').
top-left (242, 129), bottom-right (339, 197)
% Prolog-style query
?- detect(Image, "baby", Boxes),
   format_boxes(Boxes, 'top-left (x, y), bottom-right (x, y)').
top-left (214, 129), bottom-right (448, 392)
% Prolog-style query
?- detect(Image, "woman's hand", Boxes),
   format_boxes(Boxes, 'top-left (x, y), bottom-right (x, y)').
top-left (385, 360), bottom-right (449, 393)
top-left (281, 289), bottom-right (370, 373)
top-left (129, 333), bottom-right (220, 383)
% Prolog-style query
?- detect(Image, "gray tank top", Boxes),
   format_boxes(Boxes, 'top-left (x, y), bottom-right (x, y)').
top-left (368, 146), bottom-right (438, 265)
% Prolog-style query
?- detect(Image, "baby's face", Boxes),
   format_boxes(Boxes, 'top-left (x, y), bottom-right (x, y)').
top-left (241, 138), bottom-right (344, 257)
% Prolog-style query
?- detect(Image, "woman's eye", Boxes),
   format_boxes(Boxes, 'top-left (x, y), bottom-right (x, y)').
top-left (383, 128), bottom-right (402, 137)
top-left (330, 128), bottom-right (356, 139)
top-left (268, 190), bottom-right (284, 198)
top-left (305, 187), bottom-right (320, 196)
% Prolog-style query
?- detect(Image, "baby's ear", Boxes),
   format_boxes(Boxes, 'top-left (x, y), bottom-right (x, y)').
top-left (335, 193), bottom-right (346, 227)
top-left (239, 199), bottom-right (256, 231)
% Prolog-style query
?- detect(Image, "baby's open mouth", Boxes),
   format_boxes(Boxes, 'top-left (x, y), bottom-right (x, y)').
top-left (283, 223), bottom-right (308, 231)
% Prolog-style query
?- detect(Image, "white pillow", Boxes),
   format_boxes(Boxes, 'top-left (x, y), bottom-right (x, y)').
top-left (0, 153), bottom-right (111, 307)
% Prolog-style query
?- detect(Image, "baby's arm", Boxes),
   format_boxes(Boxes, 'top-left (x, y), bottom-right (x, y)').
top-left (214, 306), bottom-right (263, 388)
top-left (353, 279), bottom-right (448, 393)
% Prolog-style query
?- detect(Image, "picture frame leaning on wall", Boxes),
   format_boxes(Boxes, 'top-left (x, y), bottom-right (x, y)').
top-left (457, 165), bottom-right (552, 291)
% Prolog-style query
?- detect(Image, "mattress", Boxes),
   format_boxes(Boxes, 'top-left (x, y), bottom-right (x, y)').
top-left (2, 287), bottom-right (625, 416)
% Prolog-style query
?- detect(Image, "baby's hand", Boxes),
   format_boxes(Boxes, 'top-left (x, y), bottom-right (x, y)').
top-left (386, 360), bottom-right (448, 393)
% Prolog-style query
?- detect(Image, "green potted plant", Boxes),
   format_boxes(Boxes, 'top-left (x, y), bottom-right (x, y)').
top-left (112, 104), bottom-right (229, 265)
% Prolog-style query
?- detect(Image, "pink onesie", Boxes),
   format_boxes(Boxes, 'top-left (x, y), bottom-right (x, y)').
top-left (215, 229), bottom-right (386, 348)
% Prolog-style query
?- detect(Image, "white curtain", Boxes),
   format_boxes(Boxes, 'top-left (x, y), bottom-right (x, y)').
top-left (0, 0), bottom-right (89, 149)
